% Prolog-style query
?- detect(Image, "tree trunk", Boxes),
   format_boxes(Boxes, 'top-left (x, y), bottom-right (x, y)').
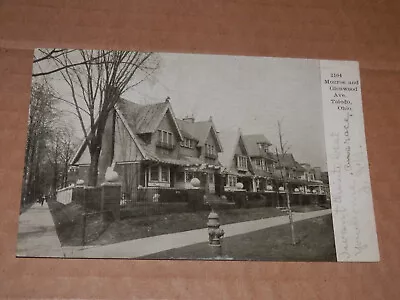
top-left (62, 160), bottom-right (69, 188)
top-left (87, 115), bottom-right (108, 187)
top-left (88, 148), bottom-right (101, 186)
top-left (24, 134), bottom-right (38, 203)
top-left (285, 182), bottom-right (296, 245)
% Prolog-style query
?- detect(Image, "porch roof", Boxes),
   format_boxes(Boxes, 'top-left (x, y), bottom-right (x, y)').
top-left (222, 169), bottom-right (253, 178)
top-left (145, 155), bottom-right (221, 169)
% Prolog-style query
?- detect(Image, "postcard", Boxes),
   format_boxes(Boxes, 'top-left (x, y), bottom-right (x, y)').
top-left (16, 48), bottom-right (379, 262)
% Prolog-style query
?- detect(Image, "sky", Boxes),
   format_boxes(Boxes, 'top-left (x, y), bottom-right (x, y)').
top-left (34, 50), bottom-right (327, 170)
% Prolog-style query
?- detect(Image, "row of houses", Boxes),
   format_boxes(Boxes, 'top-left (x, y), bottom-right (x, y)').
top-left (69, 97), bottom-right (328, 200)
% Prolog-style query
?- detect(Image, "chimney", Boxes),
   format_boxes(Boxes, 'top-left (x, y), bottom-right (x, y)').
top-left (165, 96), bottom-right (171, 103)
top-left (183, 114), bottom-right (195, 123)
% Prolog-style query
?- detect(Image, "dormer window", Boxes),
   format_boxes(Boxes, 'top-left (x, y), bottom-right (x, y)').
top-left (257, 142), bottom-right (269, 153)
top-left (205, 144), bottom-right (217, 159)
top-left (237, 155), bottom-right (248, 170)
top-left (157, 130), bottom-right (174, 149)
top-left (254, 158), bottom-right (266, 170)
top-left (180, 138), bottom-right (195, 149)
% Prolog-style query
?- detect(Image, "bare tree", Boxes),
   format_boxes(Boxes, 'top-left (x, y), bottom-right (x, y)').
top-left (274, 120), bottom-right (296, 245)
top-left (22, 82), bottom-right (59, 205)
top-left (32, 49), bottom-right (112, 77)
top-left (55, 50), bottom-right (159, 186)
top-left (45, 126), bottom-right (76, 196)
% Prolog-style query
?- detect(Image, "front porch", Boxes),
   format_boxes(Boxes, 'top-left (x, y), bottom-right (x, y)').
top-left (116, 160), bottom-right (222, 200)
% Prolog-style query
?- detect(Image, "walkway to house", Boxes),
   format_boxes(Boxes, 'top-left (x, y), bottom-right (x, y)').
top-left (63, 209), bottom-right (332, 259)
top-left (16, 202), bottom-right (65, 257)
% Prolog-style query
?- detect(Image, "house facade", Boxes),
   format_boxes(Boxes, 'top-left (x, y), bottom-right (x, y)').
top-left (299, 163), bottom-right (315, 181)
top-left (174, 116), bottom-right (223, 194)
top-left (273, 153), bottom-right (305, 180)
top-left (69, 97), bottom-right (328, 200)
top-left (70, 98), bottom-right (223, 199)
top-left (218, 130), bottom-right (255, 192)
top-left (243, 134), bottom-right (276, 192)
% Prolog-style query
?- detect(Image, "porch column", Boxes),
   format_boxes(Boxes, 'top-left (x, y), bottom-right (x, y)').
top-left (144, 166), bottom-right (148, 187)
top-left (252, 177), bottom-right (257, 192)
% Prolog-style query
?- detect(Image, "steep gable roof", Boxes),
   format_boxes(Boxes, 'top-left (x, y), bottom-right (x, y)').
top-left (176, 119), bottom-right (199, 140)
top-left (218, 129), bottom-right (250, 169)
top-left (295, 162), bottom-right (306, 171)
top-left (177, 118), bottom-right (223, 151)
top-left (70, 107), bottom-right (149, 165)
top-left (243, 134), bottom-right (272, 157)
top-left (117, 98), bottom-right (183, 140)
top-left (275, 153), bottom-right (304, 170)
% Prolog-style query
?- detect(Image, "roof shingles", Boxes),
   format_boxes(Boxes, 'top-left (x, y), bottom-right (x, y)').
top-left (118, 99), bottom-right (168, 134)
top-left (243, 134), bottom-right (272, 157)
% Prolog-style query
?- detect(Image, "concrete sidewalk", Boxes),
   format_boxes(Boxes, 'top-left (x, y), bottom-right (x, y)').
top-left (16, 202), bottom-right (65, 257)
top-left (64, 209), bottom-right (331, 259)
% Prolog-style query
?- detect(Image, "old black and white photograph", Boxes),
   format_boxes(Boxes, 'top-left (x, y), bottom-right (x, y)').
top-left (17, 48), bottom-right (341, 261)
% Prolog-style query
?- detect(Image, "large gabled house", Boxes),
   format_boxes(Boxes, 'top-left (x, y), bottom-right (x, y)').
top-left (272, 153), bottom-right (328, 194)
top-left (242, 134), bottom-right (276, 191)
top-left (218, 130), bottom-right (255, 192)
top-left (273, 153), bottom-right (306, 180)
top-left (299, 163), bottom-right (326, 194)
top-left (299, 163), bottom-right (316, 181)
top-left (176, 116), bottom-right (224, 194)
top-left (70, 98), bottom-right (223, 199)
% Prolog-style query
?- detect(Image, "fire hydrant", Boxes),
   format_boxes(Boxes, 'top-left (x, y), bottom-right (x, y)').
top-left (207, 209), bottom-right (224, 247)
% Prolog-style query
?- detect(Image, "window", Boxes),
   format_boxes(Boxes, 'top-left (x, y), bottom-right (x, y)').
top-left (205, 144), bottom-right (216, 158)
top-left (161, 166), bottom-right (169, 182)
top-left (206, 144), bottom-right (214, 155)
top-left (254, 158), bottom-right (265, 170)
top-left (158, 130), bottom-right (174, 145)
top-left (227, 175), bottom-right (237, 187)
top-left (181, 138), bottom-right (194, 149)
top-left (237, 155), bottom-right (248, 170)
top-left (257, 143), bottom-right (268, 153)
top-left (150, 166), bottom-right (159, 181)
top-left (168, 132), bottom-right (173, 144)
top-left (149, 165), bottom-right (170, 182)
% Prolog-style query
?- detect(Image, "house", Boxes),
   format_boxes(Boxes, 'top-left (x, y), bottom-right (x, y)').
top-left (299, 163), bottom-right (316, 181)
top-left (175, 115), bottom-right (223, 194)
top-left (218, 130), bottom-right (255, 192)
top-left (299, 164), bottom-right (323, 182)
top-left (242, 134), bottom-right (276, 192)
top-left (70, 98), bottom-right (223, 199)
top-left (273, 153), bottom-right (304, 180)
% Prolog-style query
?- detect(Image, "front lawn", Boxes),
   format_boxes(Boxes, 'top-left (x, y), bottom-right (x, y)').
top-left (291, 205), bottom-right (326, 213)
top-left (48, 200), bottom-right (112, 246)
top-left (49, 201), bottom-right (287, 246)
top-left (94, 207), bottom-right (287, 246)
top-left (143, 214), bottom-right (336, 262)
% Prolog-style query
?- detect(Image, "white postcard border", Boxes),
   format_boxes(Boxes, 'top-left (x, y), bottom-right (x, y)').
top-left (320, 60), bottom-right (380, 262)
